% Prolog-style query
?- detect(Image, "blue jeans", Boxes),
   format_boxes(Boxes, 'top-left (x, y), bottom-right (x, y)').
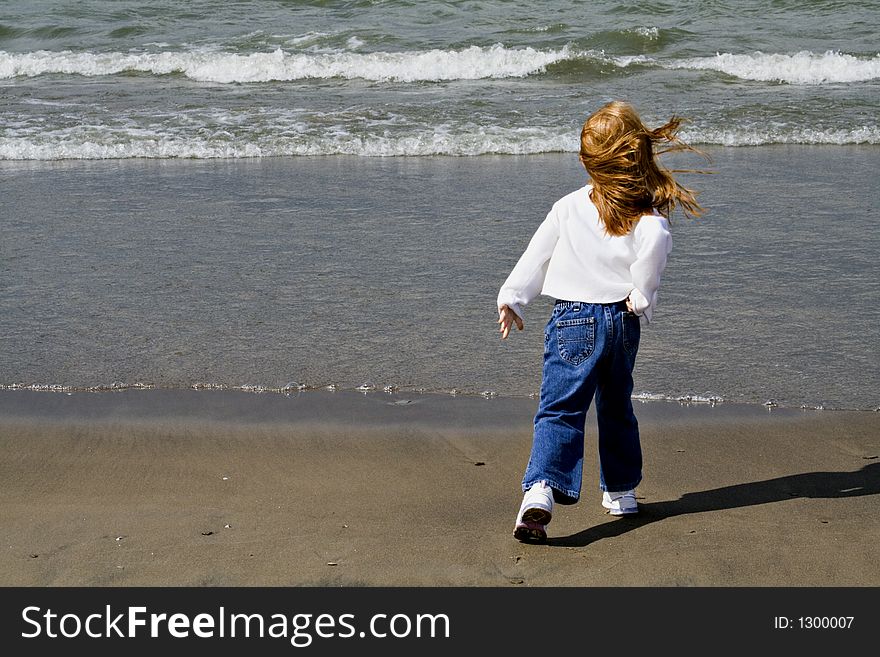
top-left (522, 300), bottom-right (642, 504)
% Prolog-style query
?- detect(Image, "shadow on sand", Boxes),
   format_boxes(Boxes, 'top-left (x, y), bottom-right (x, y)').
top-left (550, 461), bottom-right (880, 548)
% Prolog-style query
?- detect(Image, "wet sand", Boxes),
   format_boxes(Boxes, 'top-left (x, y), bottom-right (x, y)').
top-left (0, 389), bottom-right (878, 586)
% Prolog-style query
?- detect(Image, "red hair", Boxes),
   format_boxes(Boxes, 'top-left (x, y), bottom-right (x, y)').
top-left (579, 101), bottom-right (706, 236)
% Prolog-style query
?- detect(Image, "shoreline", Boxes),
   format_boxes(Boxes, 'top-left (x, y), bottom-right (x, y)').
top-left (0, 384), bottom-right (876, 413)
top-left (1, 388), bottom-right (878, 586)
top-left (1, 387), bottom-right (875, 427)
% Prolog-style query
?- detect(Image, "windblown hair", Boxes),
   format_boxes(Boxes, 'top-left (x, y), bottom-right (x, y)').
top-left (579, 101), bottom-right (706, 236)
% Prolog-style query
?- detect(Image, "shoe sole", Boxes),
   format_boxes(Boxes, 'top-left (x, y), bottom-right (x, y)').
top-left (513, 521), bottom-right (547, 544)
top-left (606, 507), bottom-right (638, 516)
top-left (602, 501), bottom-right (638, 516)
top-left (521, 507), bottom-right (552, 525)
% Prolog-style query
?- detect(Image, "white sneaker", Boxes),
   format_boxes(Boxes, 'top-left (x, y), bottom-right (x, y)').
top-left (602, 490), bottom-right (638, 516)
top-left (514, 481), bottom-right (554, 543)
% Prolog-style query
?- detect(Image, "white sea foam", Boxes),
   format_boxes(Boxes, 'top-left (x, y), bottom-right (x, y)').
top-left (3, 46), bottom-right (876, 85)
top-left (630, 27), bottom-right (660, 40)
top-left (20, 98), bottom-right (81, 107)
top-left (633, 392), bottom-right (724, 405)
top-left (2, 121), bottom-right (876, 161)
top-left (664, 50), bottom-right (880, 84)
top-left (0, 44), bottom-right (580, 83)
top-left (609, 54), bottom-right (652, 67)
top-left (282, 32), bottom-right (332, 46)
top-left (0, 127), bottom-right (577, 160)
top-left (680, 125), bottom-right (880, 146)
top-left (0, 382), bottom-right (720, 405)
top-left (0, 382), bottom-right (155, 392)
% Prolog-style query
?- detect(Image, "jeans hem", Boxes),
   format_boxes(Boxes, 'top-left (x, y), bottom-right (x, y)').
top-left (522, 478), bottom-right (581, 505)
top-left (599, 477), bottom-right (642, 493)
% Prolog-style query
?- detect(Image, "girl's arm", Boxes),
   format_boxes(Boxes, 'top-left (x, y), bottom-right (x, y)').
top-left (496, 206), bottom-right (560, 325)
top-left (628, 214), bottom-right (672, 323)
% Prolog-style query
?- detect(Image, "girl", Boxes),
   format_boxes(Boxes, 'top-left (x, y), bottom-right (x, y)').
top-left (497, 101), bottom-right (703, 543)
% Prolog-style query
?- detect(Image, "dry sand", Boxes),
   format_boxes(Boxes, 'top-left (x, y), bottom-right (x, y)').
top-left (1, 389), bottom-right (878, 586)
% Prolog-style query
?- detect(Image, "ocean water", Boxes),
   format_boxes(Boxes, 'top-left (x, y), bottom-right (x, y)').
top-left (1, 0), bottom-right (878, 158)
top-left (2, 147), bottom-right (878, 410)
top-left (1, 2), bottom-right (878, 410)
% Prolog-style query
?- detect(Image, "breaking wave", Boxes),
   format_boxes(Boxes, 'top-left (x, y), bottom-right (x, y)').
top-left (0, 44), bottom-right (584, 83)
top-left (662, 50), bottom-right (880, 85)
top-left (1, 123), bottom-right (877, 161)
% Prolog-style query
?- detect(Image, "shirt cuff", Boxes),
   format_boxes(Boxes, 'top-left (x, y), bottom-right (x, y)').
top-left (628, 288), bottom-right (650, 316)
top-left (497, 291), bottom-right (524, 318)
top-left (499, 302), bottom-right (524, 321)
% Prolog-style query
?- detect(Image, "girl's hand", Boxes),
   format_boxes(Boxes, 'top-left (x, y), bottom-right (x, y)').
top-left (498, 305), bottom-right (524, 339)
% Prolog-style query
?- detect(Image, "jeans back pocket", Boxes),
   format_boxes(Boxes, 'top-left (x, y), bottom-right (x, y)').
top-left (556, 317), bottom-right (595, 366)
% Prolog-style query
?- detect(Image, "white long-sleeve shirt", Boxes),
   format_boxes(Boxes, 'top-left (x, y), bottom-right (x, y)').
top-left (497, 184), bottom-right (672, 324)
